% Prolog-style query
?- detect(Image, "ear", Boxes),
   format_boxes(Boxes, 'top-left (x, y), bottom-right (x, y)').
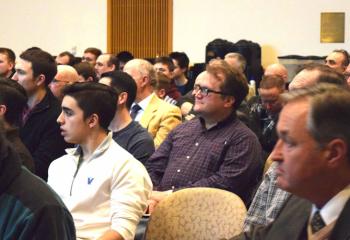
top-left (118, 92), bottom-right (128, 105)
top-left (223, 96), bottom-right (235, 108)
top-left (140, 75), bottom-right (149, 88)
top-left (324, 138), bottom-right (348, 168)
top-left (0, 104), bottom-right (7, 116)
top-left (86, 113), bottom-right (99, 128)
top-left (35, 74), bottom-right (46, 86)
top-left (8, 62), bottom-right (14, 71)
top-left (156, 89), bottom-right (166, 99)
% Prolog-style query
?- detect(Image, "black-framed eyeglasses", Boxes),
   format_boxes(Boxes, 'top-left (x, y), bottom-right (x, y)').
top-left (193, 84), bottom-right (230, 96)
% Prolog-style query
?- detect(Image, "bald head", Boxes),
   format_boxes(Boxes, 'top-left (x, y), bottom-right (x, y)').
top-left (289, 63), bottom-right (346, 91)
top-left (289, 69), bottom-right (320, 91)
top-left (56, 65), bottom-right (79, 83)
top-left (264, 63), bottom-right (288, 83)
top-left (49, 65), bottom-right (79, 100)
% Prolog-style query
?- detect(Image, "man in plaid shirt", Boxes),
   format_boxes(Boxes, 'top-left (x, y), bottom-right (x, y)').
top-left (146, 59), bottom-right (263, 211)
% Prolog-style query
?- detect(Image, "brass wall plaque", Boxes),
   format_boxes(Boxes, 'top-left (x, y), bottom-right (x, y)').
top-left (321, 12), bottom-right (345, 43)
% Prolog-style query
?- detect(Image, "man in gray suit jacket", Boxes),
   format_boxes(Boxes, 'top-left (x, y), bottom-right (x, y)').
top-left (230, 83), bottom-right (350, 240)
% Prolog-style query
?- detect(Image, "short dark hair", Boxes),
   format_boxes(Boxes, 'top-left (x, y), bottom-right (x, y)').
top-left (73, 62), bottom-right (97, 82)
top-left (19, 49), bottom-right (57, 86)
top-left (0, 48), bottom-right (16, 63)
top-left (101, 71), bottom-right (136, 110)
top-left (169, 52), bottom-right (190, 70)
top-left (62, 82), bottom-right (117, 131)
top-left (84, 47), bottom-right (102, 58)
top-left (152, 72), bottom-right (172, 93)
top-left (116, 51), bottom-right (134, 63)
top-left (302, 63), bottom-right (346, 86)
top-left (58, 51), bottom-right (76, 66)
top-left (154, 56), bottom-right (175, 72)
top-left (260, 75), bottom-right (285, 89)
top-left (207, 59), bottom-right (248, 109)
top-left (0, 78), bottom-right (28, 127)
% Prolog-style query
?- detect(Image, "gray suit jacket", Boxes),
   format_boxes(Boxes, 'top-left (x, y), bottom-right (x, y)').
top-left (232, 195), bottom-right (350, 240)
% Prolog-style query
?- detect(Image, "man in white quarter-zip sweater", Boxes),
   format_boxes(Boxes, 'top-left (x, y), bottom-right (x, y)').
top-left (48, 82), bottom-right (152, 240)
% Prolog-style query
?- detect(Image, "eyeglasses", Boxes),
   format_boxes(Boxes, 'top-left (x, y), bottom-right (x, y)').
top-left (51, 78), bottom-right (70, 84)
top-left (193, 84), bottom-right (230, 96)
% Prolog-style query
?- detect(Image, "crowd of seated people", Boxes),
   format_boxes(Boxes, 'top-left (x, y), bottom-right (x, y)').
top-left (1, 45), bottom-right (350, 239)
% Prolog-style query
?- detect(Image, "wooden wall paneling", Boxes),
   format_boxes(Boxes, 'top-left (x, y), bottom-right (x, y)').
top-left (107, 0), bottom-right (173, 59)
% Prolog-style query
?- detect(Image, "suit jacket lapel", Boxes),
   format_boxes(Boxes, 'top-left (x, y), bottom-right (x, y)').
top-left (267, 195), bottom-right (311, 240)
top-left (140, 95), bottom-right (159, 128)
top-left (329, 198), bottom-right (350, 240)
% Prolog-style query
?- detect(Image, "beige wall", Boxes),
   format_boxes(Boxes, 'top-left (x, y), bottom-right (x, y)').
top-left (173, 0), bottom-right (350, 66)
top-left (1, 0), bottom-right (349, 67)
top-left (0, 0), bottom-right (107, 57)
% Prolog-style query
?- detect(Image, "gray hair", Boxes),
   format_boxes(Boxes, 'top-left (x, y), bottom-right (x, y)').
top-left (127, 59), bottom-right (155, 82)
top-left (224, 52), bottom-right (247, 72)
top-left (282, 83), bottom-right (350, 160)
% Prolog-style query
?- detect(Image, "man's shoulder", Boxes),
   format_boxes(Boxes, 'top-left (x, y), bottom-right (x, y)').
top-left (152, 95), bottom-right (181, 114)
top-left (4, 167), bottom-right (68, 212)
top-left (107, 139), bottom-right (145, 165)
top-left (125, 121), bottom-right (152, 137)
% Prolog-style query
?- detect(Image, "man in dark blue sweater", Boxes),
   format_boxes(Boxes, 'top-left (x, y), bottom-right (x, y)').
top-left (100, 71), bottom-right (155, 164)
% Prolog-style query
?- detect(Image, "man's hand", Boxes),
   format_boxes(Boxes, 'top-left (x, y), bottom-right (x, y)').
top-left (147, 190), bottom-right (172, 214)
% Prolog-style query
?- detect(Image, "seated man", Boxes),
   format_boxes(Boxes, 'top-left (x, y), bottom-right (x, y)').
top-left (154, 56), bottom-right (181, 101)
top-left (0, 119), bottom-right (75, 239)
top-left (99, 71), bottom-right (155, 164)
top-left (146, 59), bottom-right (263, 209)
top-left (73, 61), bottom-right (97, 82)
top-left (56, 51), bottom-right (76, 66)
top-left (153, 72), bottom-right (178, 105)
top-left (231, 83), bottom-right (350, 240)
top-left (12, 48), bottom-right (69, 180)
top-left (244, 63), bottom-right (346, 232)
top-left (224, 52), bottom-right (247, 74)
top-left (0, 47), bottom-right (16, 78)
top-left (169, 51), bottom-right (193, 95)
top-left (116, 51), bottom-right (134, 71)
top-left (48, 82), bottom-right (152, 240)
top-left (248, 75), bottom-right (285, 157)
top-left (324, 49), bottom-right (349, 73)
top-left (264, 63), bottom-right (288, 87)
top-left (0, 78), bottom-right (34, 171)
top-left (49, 65), bottom-right (79, 101)
top-left (82, 47), bottom-right (102, 67)
top-left (95, 53), bottom-right (118, 79)
top-left (123, 59), bottom-right (182, 148)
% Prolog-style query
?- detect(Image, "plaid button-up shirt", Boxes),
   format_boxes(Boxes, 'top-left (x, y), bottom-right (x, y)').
top-left (146, 113), bottom-right (263, 205)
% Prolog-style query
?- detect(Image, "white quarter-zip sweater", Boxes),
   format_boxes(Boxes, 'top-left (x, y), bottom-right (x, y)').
top-left (48, 133), bottom-right (152, 240)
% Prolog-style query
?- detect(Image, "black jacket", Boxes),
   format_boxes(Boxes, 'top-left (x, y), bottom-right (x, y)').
top-left (20, 90), bottom-right (69, 180)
